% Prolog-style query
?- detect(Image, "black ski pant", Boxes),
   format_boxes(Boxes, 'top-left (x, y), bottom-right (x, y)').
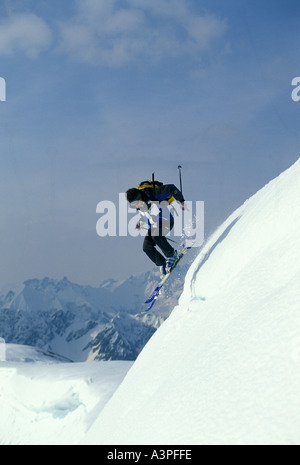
top-left (143, 218), bottom-right (175, 267)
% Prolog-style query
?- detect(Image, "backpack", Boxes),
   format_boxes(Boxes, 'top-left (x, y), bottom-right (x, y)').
top-left (138, 180), bottom-right (175, 205)
top-left (138, 180), bottom-right (163, 190)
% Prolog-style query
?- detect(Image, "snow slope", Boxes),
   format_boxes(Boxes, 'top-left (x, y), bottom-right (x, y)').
top-left (0, 345), bottom-right (132, 445)
top-left (84, 158), bottom-right (300, 445)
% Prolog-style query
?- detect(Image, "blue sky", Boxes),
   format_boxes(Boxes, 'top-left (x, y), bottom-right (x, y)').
top-left (0, 0), bottom-right (300, 287)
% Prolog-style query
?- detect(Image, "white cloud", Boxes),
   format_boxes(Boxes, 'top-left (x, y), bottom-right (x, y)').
top-left (0, 13), bottom-right (52, 58)
top-left (58, 0), bottom-right (227, 67)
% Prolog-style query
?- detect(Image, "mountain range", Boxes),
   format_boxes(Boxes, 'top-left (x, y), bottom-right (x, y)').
top-left (0, 261), bottom-right (193, 362)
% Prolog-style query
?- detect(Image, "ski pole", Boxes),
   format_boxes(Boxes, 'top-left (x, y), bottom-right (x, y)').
top-left (152, 172), bottom-right (155, 188)
top-left (178, 165), bottom-right (183, 194)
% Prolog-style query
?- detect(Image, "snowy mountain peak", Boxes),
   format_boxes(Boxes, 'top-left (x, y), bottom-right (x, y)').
top-left (0, 263), bottom-right (190, 361)
top-left (24, 276), bottom-right (76, 293)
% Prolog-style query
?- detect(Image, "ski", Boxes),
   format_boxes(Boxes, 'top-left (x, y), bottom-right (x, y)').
top-left (144, 242), bottom-right (195, 311)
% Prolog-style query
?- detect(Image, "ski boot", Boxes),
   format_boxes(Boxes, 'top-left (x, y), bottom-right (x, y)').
top-left (165, 250), bottom-right (180, 273)
top-left (160, 262), bottom-right (168, 278)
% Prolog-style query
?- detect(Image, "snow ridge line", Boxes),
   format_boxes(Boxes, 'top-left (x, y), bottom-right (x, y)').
top-left (187, 213), bottom-right (243, 303)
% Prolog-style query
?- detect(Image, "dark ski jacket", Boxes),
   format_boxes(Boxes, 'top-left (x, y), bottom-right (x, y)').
top-left (140, 184), bottom-right (185, 206)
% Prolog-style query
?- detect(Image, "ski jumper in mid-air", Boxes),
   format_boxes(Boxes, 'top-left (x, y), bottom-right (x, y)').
top-left (126, 181), bottom-right (187, 276)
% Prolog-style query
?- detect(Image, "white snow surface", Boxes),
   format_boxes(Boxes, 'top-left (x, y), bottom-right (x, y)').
top-left (1, 158), bottom-right (300, 445)
top-left (83, 158), bottom-right (300, 445)
top-left (0, 346), bottom-right (132, 445)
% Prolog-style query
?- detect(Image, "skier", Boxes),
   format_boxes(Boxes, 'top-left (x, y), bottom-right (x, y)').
top-left (126, 181), bottom-right (187, 276)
